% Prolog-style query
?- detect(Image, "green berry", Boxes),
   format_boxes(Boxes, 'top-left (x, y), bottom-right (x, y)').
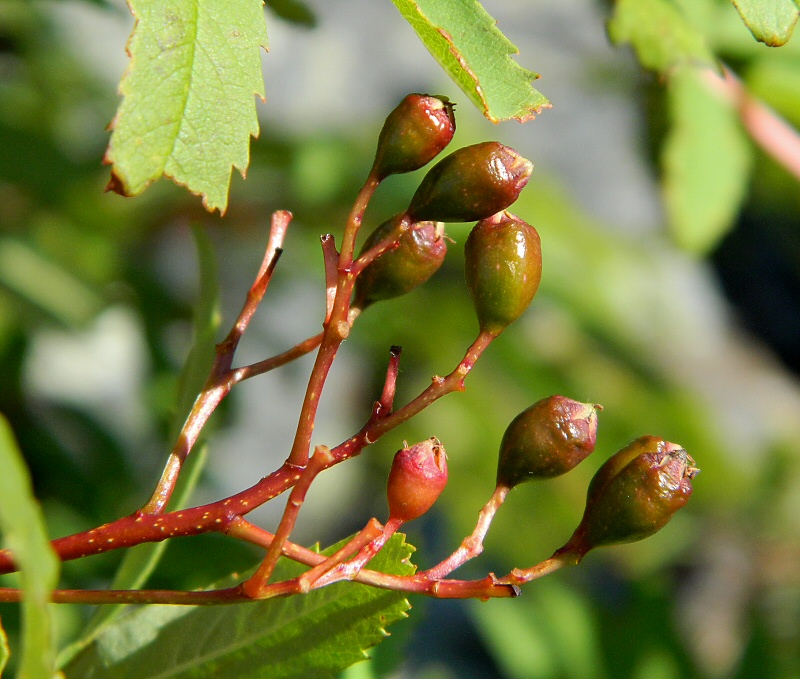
top-left (464, 212), bottom-right (542, 335)
top-left (372, 94), bottom-right (456, 180)
top-left (387, 438), bottom-right (448, 522)
top-left (354, 214), bottom-right (447, 309)
top-left (407, 142), bottom-right (533, 223)
top-left (496, 396), bottom-right (600, 488)
top-left (560, 436), bottom-right (699, 559)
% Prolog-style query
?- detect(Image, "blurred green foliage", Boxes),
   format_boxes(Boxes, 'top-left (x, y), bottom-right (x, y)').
top-left (1, 1), bottom-right (799, 678)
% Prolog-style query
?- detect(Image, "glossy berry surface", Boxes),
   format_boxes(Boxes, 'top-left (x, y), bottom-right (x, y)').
top-left (560, 436), bottom-right (699, 558)
top-left (372, 94), bottom-right (456, 180)
top-left (464, 212), bottom-right (542, 335)
top-left (354, 215), bottom-right (447, 309)
top-left (407, 142), bottom-right (532, 223)
top-left (496, 395), bottom-right (599, 488)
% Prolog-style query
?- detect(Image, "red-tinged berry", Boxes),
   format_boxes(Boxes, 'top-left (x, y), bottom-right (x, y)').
top-left (497, 396), bottom-right (600, 488)
top-left (372, 94), bottom-right (456, 180)
top-left (464, 212), bottom-right (542, 335)
top-left (354, 214), bottom-right (447, 309)
top-left (558, 436), bottom-right (699, 559)
top-left (407, 142), bottom-right (533, 223)
top-left (387, 437), bottom-right (448, 522)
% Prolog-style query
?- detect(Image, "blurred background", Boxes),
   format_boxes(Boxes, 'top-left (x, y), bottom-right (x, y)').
top-left (1, 0), bottom-right (799, 677)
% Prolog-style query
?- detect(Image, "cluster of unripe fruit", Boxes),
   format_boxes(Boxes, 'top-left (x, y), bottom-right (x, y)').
top-left (354, 94), bottom-right (541, 337)
top-left (358, 93), bottom-right (698, 558)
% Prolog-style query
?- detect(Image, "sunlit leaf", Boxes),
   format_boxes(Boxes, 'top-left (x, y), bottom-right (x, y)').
top-left (105, 0), bottom-right (269, 213)
top-left (62, 534), bottom-right (415, 678)
top-left (391, 0), bottom-right (550, 122)
top-left (608, 0), bottom-right (716, 73)
top-left (0, 415), bottom-right (60, 679)
top-left (730, 0), bottom-right (799, 46)
top-left (662, 67), bottom-right (753, 254)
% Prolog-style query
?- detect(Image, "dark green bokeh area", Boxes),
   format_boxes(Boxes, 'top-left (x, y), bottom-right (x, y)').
top-left (2, 1), bottom-right (800, 678)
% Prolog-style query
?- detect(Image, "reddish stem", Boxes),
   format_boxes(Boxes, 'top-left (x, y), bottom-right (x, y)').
top-left (349, 213), bottom-right (412, 278)
top-left (310, 516), bottom-right (404, 589)
top-left (378, 346), bottom-right (403, 414)
top-left (0, 327), bottom-right (495, 576)
top-left (286, 176), bottom-right (381, 468)
top-left (424, 484), bottom-right (509, 579)
top-left (497, 551), bottom-right (576, 586)
top-left (233, 331), bottom-right (324, 382)
top-left (243, 446), bottom-right (335, 596)
top-left (0, 464), bottom-right (301, 575)
top-left (142, 212), bottom-right (291, 514)
top-left (363, 329), bottom-right (496, 443)
top-left (321, 234), bottom-right (340, 323)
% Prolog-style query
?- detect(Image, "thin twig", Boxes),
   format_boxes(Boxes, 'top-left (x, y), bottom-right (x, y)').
top-left (142, 212), bottom-right (292, 514)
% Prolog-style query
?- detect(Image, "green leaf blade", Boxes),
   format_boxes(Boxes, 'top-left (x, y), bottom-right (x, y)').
top-left (730, 0), bottom-right (799, 46)
top-left (662, 67), bottom-right (753, 254)
top-left (608, 0), bottom-right (716, 73)
top-left (391, 0), bottom-right (550, 122)
top-left (62, 534), bottom-right (415, 679)
top-left (0, 415), bottom-right (60, 679)
top-left (106, 0), bottom-right (268, 213)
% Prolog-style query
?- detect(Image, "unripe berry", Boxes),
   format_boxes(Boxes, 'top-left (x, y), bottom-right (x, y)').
top-left (464, 212), bottom-right (542, 335)
top-left (496, 396), bottom-right (600, 489)
top-left (560, 436), bottom-right (699, 559)
top-left (387, 438), bottom-right (448, 523)
top-left (372, 94), bottom-right (456, 180)
top-left (407, 142), bottom-right (533, 223)
top-left (354, 214), bottom-right (447, 309)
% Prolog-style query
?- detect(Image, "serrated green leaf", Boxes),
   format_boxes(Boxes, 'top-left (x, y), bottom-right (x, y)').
top-left (58, 227), bottom-right (220, 668)
top-left (62, 534), bottom-right (415, 679)
top-left (106, 0), bottom-right (268, 214)
top-left (662, 67), bottom-right (753, 254)
top-left (0, 415), bottom-right (60, 679)
top-left (391, 0), bottom-right (549, 122)
top-left (608, 0), bottom-right (716, 73)
top-left (730, 0), bottom-right (799, 46)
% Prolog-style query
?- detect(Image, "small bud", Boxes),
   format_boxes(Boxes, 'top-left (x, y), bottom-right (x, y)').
top-left (560, 436), bottom-right (699, 559)
top-left (387, 437), bottom-right (448, 522)
top-left (407, 142), bottom-right (533, 223)
top-left (372, 94), bottom-right (456, 180)
top-left (496, 396), bottom-right (600, 489)
top-left (354, 214), bottom-right (447, 309)
top-left (464, 212), bottom-right (542, 335)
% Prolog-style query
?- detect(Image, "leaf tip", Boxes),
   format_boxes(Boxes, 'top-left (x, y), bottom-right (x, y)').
top-left (104, 169), bottom-right (133, 198)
